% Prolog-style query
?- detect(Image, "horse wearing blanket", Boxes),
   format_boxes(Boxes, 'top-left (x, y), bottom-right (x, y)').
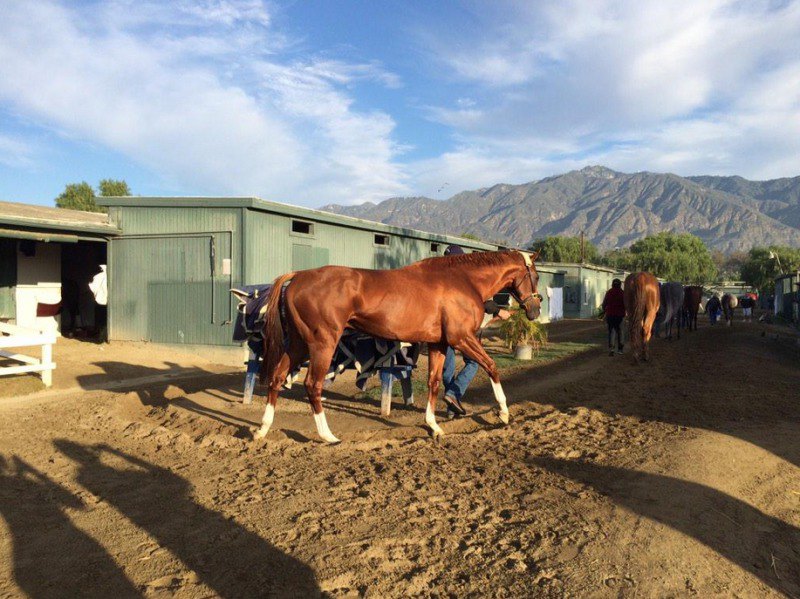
top-left (257, 250), bottom-right (542, 443)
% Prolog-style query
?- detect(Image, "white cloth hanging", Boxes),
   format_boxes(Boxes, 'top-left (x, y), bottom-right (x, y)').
top-left (548, 287), bottom-right (564, 321)
top-left (89, 265), bottom-right (107, 306)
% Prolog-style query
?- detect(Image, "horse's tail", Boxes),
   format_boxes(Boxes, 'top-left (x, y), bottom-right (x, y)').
top-left (260, 272), bottom-right (296, 385)
top-left (631, 277), bottom-right (647, 347)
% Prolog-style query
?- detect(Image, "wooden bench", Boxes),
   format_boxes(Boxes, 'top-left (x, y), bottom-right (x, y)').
top-left (0, 322), bottom-right (56, 387)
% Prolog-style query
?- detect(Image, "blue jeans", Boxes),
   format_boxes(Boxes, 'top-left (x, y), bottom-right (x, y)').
top-left (442, 347), bottom-right (479, 402)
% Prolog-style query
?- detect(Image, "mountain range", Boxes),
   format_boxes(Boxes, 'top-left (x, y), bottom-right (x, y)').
top-left (320, 166), bottom-right (800, 253)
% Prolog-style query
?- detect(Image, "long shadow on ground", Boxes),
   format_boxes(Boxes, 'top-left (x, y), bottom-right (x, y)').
top-left (500, 324), bottom-right (800, 468)
top-left (532, 457), bottom-right (800, 597)
top-left (54, 440), bottom-right (320, 598)
top-left (0, 454), bottom-right (139, 598)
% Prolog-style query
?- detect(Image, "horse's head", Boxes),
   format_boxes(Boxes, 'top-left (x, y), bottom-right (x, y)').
top-left (511, 251), bottom-right (542, 320)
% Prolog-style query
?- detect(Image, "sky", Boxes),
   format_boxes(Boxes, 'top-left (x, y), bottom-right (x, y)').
top-left (1, 0), bottom-right (799, 209)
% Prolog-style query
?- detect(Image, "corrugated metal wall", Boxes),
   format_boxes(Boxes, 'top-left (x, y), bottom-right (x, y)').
top-left (245, 210), bottom-right (446, 283)
top-left (547, 264), bottom-right (619, 318)
top-left (107, 207), bottom-right (241, 344)
top-left (107, 201), bottom-right (499, 347)
top-left (0, 239), bottom-right (16, 318)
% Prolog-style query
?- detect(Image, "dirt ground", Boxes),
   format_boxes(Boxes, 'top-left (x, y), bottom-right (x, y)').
top-left (1, 318), bottom-right (799, 598)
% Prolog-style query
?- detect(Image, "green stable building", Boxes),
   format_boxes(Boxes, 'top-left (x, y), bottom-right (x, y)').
top-left (1, 196), bottom-right (571, 357)
top-left (539, 262), bottom-right (624, 319)
top-left (97, 197), bottom-right (502, 350)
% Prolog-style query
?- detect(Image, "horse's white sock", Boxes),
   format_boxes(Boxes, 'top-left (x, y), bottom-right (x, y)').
top-left (255, 404), bottom-right (275, 439)
top-left (491, 380), bottom-right (510, 424)
top-left (425, 402), bottom-right (443, 435)
top-left (314, 411), bottom-right (340, 444)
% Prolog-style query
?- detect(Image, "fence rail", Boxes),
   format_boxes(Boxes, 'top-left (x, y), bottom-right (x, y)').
top-left (0, 322), bottom-right (56, 387)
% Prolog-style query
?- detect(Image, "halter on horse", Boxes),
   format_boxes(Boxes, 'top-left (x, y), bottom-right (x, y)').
top-left (256, 250), bottom-right (542, 443)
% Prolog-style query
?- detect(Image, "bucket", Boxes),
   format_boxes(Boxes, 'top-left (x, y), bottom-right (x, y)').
top-left (514, 344), bottom-right (533, 360)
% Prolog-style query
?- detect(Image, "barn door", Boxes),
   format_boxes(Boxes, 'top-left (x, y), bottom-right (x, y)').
top-left (146, 237), bottom-right (214, 344)
top-left (111, 234), bottom-right (232, 345)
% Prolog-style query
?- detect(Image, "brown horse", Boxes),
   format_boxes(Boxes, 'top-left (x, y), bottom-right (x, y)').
top-left (721, 293), bottom-right (738, 326)
top-left (257, 250), bottom-right (542, 443)
top-left (683, 285), bottom-right (703, 331)
top-left (623, 272), bottom-right (660, 363)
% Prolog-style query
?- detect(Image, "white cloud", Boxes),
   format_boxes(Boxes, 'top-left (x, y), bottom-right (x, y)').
top-left (0, 133), bottom-right (35, 169)
top-left (413, 0), bottom-right (800, 189)
top-left (0, 0), bottom-right (407, 205)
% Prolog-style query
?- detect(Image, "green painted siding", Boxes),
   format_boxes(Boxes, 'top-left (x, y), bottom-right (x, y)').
top-left (244, 209), bottom-right (467, 283)
top-left (107, 207), bottom-right (242, 344)
top-left (542, 263), bottom-right (621, 319)
top-left (0, 239), bottom-right (16, 318)
top-left (105, 199), bottom-right (500, 347)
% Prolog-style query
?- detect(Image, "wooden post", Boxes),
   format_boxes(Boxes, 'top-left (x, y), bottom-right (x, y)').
top-left (400, 375), bottom-right (414, 406)
top-left (41, 342), bottom-right (53, 387)
top-left (242, 348), bottom-right (259, 404)
top-left (379, 369), bottom-right (393, 416)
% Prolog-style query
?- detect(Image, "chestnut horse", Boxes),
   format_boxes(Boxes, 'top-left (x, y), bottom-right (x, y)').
top-left (256, 250), bottom-right (542, 443)
top-left (683, 285), bottom-right (703, 331)
top-left (623, 272), bottom-right (660, 362)
top-left (722, 293), bottom-right (738, 326)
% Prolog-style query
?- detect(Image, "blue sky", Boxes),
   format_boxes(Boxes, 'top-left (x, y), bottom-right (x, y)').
top-left (1, 0), bottom-right (799, 208)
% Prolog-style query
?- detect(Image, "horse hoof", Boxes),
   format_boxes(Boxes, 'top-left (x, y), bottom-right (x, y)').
top-left (254, 427), bottom-right (269, 440)
top-left (499, 410), bottom-right (510, 425)
top-left (432, 430), bottom-right (445, 443)
top-left (321, 434), bottom-right (341, 444)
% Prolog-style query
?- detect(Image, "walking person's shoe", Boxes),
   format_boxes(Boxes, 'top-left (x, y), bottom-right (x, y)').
top-left (443, 394), bottom-right (467, 417)
top-left (617, 345), bottom-right (624, 355)
top-left (609, 348), bottom-right (615, 356)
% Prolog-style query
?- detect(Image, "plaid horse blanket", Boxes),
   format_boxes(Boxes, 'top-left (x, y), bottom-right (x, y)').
top-left (231, 285), bottom-right (420, 389)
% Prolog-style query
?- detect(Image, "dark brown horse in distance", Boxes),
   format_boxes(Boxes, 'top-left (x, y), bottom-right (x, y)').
top-left (624, 272), bottom-right (660, 362)
top-left (257, 250), bottom-right (542, 443)
top-left (683, 285), bottom-right (703, 331)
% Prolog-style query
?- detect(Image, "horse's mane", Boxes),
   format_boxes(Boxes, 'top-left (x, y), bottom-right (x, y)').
top-left (418, 250), bottom-right (521, 269)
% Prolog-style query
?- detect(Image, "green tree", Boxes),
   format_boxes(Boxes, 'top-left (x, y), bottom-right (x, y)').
top-left (55, 179), bottom-right (132, 213)
top-left (605, 232), bottom-right (717, 283)
top-left (740, 246), bottom-right (800, 293)
top-left (602, 247), bottom-right (633, 270)
top-left (711, 250), bottom-right (748, 282)
top-left (528, 236), bottom-right (600, 263)
top-left (55, 182), bottom-right (100, 212)
top-left (98, 179), bottom-right (131, 197)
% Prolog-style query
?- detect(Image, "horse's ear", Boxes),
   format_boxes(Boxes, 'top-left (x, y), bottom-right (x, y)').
top-left (529, 250), bottom-right (540, 262)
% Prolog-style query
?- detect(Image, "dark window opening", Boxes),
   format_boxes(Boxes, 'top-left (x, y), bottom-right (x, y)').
top-left (291, 220), bottom-right (313, 235)
top-left (374, 234), bottom-right (390, 246)
top-left (430, 243), bottom-right (440, 253)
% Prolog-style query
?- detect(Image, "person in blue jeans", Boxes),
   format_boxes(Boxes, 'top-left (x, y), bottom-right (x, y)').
top-left (441, 244), bottom-right (511, 418)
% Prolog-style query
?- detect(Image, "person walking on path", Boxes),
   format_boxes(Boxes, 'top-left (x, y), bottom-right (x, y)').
top-left (707, 294), bottom-right (722, 325)
top-left (602, 278), bottom-right (626, 356)
top-left (740, 295), bottom-right (755, 322)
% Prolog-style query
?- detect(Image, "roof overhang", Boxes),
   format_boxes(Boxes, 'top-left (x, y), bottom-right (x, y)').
top-left (0, 227), bottom-right (81, 243)
top-left (0, 215), bottom-right (120, 237)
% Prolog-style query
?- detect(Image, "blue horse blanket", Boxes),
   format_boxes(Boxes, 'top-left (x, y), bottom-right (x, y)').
top-left (231, 285), bottom-right (420, 389)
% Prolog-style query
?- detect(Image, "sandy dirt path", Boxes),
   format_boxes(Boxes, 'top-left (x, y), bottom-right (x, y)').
top-left (0, 321), bottom-right (798, 597)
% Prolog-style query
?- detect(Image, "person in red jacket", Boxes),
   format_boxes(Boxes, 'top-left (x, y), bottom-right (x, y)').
top-left (602, 278), bottom-right (626, 356)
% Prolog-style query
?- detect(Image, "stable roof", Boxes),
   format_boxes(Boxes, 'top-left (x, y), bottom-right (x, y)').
top-left (96, 196), bottom-right (499, 250)
top-left (538, 261), bottom-right (623, 274)
top-left (0, 200), bottom-right (120, 242)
